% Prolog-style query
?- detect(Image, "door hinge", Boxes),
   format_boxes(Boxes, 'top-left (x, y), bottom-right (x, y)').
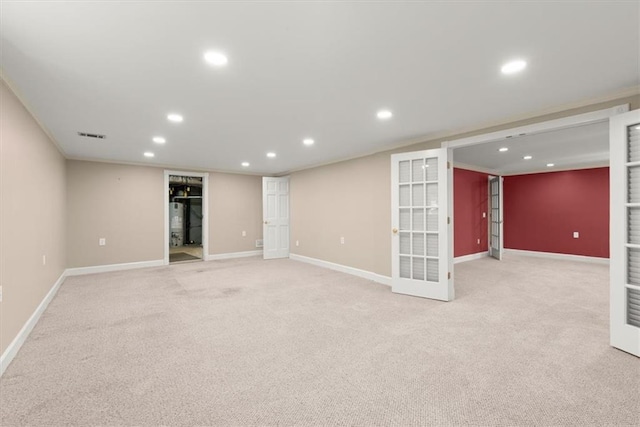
top-left (447, 216), bottom-right (450, 225)
top-left (448, 272), bottom-right (451, 280)
top-left (447, 161), bottom-right (451, 169)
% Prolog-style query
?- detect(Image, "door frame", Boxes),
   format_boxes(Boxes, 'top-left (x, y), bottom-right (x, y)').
top-left (443, 103), bottom-right (629, 258)
top-left (164, 170), bottom-right (209, 265)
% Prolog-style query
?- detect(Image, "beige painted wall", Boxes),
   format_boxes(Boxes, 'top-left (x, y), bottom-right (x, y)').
top-left (290, 95), bottom-right (640, 277)
top-left (209, 172), bottom-right (263, 255)
top-left (0, 80), bottom-right (67, 354)
top-left (66, 161), bottom-right (263, 267)
top-left (66, 161), bottom-right (165, 267)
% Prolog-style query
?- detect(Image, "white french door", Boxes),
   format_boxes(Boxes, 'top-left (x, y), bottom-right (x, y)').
top-left (610, 109), bottom-right (640, 357)
top-left (262, 177), bottom-right (290, 260)
top-left (489, 176), bottom-right (503, 261)
top-left (391, 148), bottom-right (453, 301)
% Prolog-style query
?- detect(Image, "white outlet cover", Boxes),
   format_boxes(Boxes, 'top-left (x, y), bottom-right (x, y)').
top-left (340, 237), bottom-right (345, 244)
top-left (573, 232), bottom-right (579, 238)
top-left (296, 240), bottom-right (299, 246)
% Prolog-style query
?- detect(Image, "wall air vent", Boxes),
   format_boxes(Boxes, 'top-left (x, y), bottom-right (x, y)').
top-left (78, 132), bottom-right (106, 139)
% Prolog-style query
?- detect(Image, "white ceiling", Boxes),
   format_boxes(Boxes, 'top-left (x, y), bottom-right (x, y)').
top-left (1, 2), bottom-right (638, 175)
top-left (453, 121), bottom-right (610, 175)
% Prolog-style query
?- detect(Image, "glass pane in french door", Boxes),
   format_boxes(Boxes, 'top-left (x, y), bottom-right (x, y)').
top-left (397, 157), bottom-right (439, 281)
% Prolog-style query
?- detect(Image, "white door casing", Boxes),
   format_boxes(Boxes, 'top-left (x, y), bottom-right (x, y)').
top-left (610, 109), bottom-right (640, 357)
top-left (391, 148), bottom-right (453, 301)
top-left (489, 176), bottom-right (504, 261)
top-left (263, 176), bottom-right (290, 260)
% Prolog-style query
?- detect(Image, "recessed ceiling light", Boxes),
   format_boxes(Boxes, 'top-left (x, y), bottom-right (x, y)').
top-left (167, 113), bottom-right (183, 123)
top-left (241, 162), bottom-right (250, 167)
top-left (267, 152), bottom-right (276, 158)
top-left (204, 51), bottom-right (228, 67)
top-left (523, 155), bottom-right (532, 160)
top-left (635, 125), bottom-right (640, 130)
top-left (498, 147), bottom-right (509, 152)
top-left (501, 59), bottom-right (527, 75)
top-left (547, 163), bottom-right (555, 167)
top-left (144, 152), bottom-right (155, 158)
top-left (377, 110), bottom-right (393, 120)
top-left (303, 138), bottom-right (315, 146)
top-left (152, 137), bottom-right (166, 144)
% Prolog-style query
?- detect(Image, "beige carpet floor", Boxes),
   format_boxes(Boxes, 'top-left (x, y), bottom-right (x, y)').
top-left (0, 254), bottom-right (638, 426)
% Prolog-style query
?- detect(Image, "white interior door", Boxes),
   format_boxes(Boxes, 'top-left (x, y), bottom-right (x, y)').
top-left (489, 176), bottom-right (503, 260)
top-left (610, 109), bottom-right (640, 357)
top-left (391, 149), bottom-right (453, 301)
top-left (262, 177), bottom-right (290, 260)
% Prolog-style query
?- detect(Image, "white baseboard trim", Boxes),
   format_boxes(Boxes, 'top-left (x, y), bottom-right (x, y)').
top-left (290, 253), bottom-right (392, 287)
top-left (206, 250), bottom-right (263, 261)
top-left (1, 271), bottom-right (66, 377)
top-left (505, 249), bottom-right (610, 265)
top-left (454, 251), bottom-right (489, 264)
top-left (65, 259), bottom-right (165, 276)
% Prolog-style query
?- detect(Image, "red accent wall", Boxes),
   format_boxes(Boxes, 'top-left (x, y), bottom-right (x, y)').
top-left (503, 167), bottom-right (609, 258)
top-left (454, 168), bottom-right (489, 257)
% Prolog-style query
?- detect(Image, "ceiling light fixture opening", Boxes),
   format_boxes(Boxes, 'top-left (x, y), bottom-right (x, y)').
top-left (501, 59), bottom-right (527, 75)
top-left (144, 152), bottom-right (155, 158)
top-left (303, 138), bottom-right (315, 146)
top-left (377, 110), bottom-right (393, 120)
top-left (153, 137), bottom-right (166, 144)
top-left (547, 163), bottom-right (555, 167)
top-left (167, 113), bottom-right (183, 123)
top-left (498, 147), bottom-right (509, 152)
top-left (241, 162), bottom-right (250, 167)
top-left (267, 152), bottom-right (276, 158)
top-left (204, 51), bottom-right (228, 67)
top-left (523, 155), bottom-right (532, 160)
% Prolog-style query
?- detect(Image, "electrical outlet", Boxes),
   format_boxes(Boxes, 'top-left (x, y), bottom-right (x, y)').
top-left (255, 239), bottom-right (263, 248)
top-left (477, 239), bottom-right (480, 245)
top-left (99, 238), bottom-right (106, 246)
top-left (242, 230), bottom-right (246, 237)
top-left (482, 212), bottom-right (486, 218)
top-left (573, 232), bottom-right (579, 239)
top-left (42, 255), bottom-right (46, 265)
top-left (296, 240), bottom-right (299, 247)
top-left (340, 236), bottom-right (345, 245)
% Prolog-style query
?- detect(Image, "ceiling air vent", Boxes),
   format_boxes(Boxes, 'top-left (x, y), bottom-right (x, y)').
top-left (78, 132), bottom-right (106, 139)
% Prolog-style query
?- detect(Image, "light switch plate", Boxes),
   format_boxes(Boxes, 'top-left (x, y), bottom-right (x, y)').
top-left (573, 232), bottom-right (579, 239)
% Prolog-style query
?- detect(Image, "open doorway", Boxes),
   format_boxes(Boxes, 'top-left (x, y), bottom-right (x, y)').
top-left (449, 109), bottom-right (623, 264)
top-left (164, 171), bottom-right (209, 264)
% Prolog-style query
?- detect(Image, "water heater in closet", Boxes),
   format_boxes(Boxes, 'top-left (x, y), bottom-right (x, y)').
top-left (170, 202), bottom-right (184, 247)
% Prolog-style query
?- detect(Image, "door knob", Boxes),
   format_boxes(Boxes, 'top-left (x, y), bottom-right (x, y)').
top-left (392, 228), bottom-right (398, 234)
